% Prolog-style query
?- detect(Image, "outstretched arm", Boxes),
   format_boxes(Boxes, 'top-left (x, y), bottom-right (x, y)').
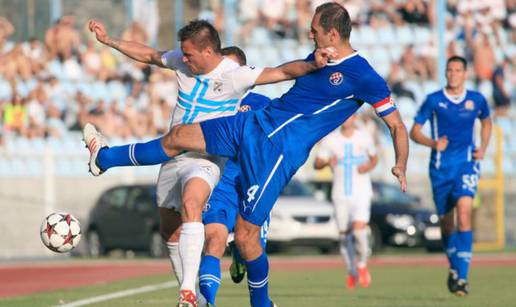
top-left (254, 47), bottom-right (336, 85)
top-left (382, 110), bottom-right (408, 192)
top-left (88, 19), bottom-right (165, 68)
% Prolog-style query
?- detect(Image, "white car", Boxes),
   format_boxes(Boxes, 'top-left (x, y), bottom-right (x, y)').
top-left (266, 180), bottom-right (339, 254)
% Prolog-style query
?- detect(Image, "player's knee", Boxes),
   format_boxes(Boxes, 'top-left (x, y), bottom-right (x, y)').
top-left (162, 126), bottom-right (181, 152)
top-left (181, 198), bottom-right (203, 222)
top-left (205, 235), bottom-right (226, 258)
top-left (160, 223), bottom-right (180, 242)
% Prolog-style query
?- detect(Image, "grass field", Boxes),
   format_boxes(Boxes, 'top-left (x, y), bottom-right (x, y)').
top-left (2, 260), bottom-right (515, 307)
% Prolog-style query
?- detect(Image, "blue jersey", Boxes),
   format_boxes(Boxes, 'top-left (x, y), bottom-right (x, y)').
top-left (414, 89), bottom-right (490, 169)
top-left (254, 52), bottom-right (395, 166)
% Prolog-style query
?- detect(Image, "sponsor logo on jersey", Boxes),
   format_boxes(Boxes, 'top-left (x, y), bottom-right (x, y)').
top-left (329, 72), bottom-right (343, 85)
top-left (465, 100), bottom-right (475, 110)
top-left (438, 102), bottom-right (448, 109)
top-left (214, 81), bottom-right (223, 93)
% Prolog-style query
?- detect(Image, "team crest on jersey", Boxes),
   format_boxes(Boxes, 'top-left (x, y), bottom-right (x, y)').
top-left (329, 72), bottom-right (343, 86)
top-left (214, 82), bottom-right (223, 93)
top-left (239, 105), bottom-right (251, 112)
top-left (465, 100), bottom-right (475, 110)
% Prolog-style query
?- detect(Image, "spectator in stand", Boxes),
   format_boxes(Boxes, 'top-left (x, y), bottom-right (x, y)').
top-left (45, 15), bottom-right (81, 61)
top-left (472, 32), bottom-right (496, 84)
top-left (0, 17), bottom-right (14, 52)
top-left (2, 93), bottom-right (28, 136)
top-left (82, 40), bottom-right (102, 78)
top-left (387, 62), bottom-right (416, 100)
top-left (236, 0), bottom-right (259, 45)
top-left (492, 57), bottom-right (512, 117)
top-left (398, 0), bottom-right (429, 24)
top-left (46, 103), bottom-right (66, 138)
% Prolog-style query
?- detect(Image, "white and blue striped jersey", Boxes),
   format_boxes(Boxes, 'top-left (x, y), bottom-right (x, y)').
top-left (317, 128), bottom-right (376, 200)
top-left (161, 50), bottom-right (263, 127)
top-left (414, 89), bottom-right (490, 169)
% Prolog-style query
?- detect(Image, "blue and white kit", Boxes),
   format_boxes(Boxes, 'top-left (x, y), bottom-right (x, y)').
top-left (201, 52), bottom-right (396, 226)
top-left (414, 89), bottom-right (490, 215)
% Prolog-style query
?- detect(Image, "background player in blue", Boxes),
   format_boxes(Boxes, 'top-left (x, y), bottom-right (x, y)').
top-left (199, 46), bottom-right (271, 307)
top-left (410, 56), bottom-right (492, 296)
top-left (85, 3), bottom-right (408, 306)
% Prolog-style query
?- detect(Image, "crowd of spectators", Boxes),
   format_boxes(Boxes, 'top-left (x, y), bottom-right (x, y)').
top-left (0, 0), bottom-right (515, 149)
top-left (0, 15), bottom-right (177, 146)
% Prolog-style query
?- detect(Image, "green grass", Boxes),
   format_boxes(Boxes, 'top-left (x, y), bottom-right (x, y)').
top-left (2, 265), bottom-right (515, 307)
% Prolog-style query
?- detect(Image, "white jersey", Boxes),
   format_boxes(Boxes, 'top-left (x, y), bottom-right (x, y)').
top-left (317, 128), bottom-right (376, 201)
top-left (161, 50), bottom-right (263, 126)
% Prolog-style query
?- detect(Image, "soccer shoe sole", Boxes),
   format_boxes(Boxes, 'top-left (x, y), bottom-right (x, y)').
top-left (82, 123), bottom-right (107, 176)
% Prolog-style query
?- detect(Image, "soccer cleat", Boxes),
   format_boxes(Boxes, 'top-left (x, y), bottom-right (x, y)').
top-left (357, 266), bottom-right (371, 288)
top-left (178, 289), bottom-right (198, 307)
top-left (447, 270), bottom-right (458, 293)
top-left (229, 241), bottom-right (246, 283)
top-left (454, 279), bottom-right (469, 297)
top-left (271, 302), bottom-right (277, 307)
top-left (346, 274), bottom-right (358, 289)
top-left (82, 123), bottom-right (108, 176)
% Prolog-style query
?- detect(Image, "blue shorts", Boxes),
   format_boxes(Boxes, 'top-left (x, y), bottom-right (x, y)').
top-left (429, 161), bottom-right (480, 216)
top-left (200, 112), bottom-right (299, 226)
top-left (202, 158), bottom-right (270, 245)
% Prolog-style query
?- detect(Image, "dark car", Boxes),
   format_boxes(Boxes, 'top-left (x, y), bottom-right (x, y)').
top-left (369, 181), bottom-right (442, 252)
top-left (86, 185), bottom-right (166, 257)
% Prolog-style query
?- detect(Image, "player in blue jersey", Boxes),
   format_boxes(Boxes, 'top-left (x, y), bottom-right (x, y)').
top-left (410, 56), bottom-right (492, 296)
top-left (198, 46), bottom-right (271, 306)
top-left (84, 3), bottom-right (408, 306)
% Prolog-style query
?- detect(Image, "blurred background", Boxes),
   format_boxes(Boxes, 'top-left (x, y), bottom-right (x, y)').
top-left (0, 0), bottom-right (514, 259)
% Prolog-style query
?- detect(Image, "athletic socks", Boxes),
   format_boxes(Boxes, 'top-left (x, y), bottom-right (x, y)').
top-left (456, 230), bottom-right (473, 281)
top-left (443, 232), bottom-right (459, 273)
top-left (179, 222), bottom-right (205, 293)
top-left (199, 255), bottom-right (221, 305)
top-left (166, 242), bottom-right (183, 284)
top-left (339, 233), bottom-right (357, 276)
top-left (246, 252), bottom-right (272, 307)
top-left (353, 228), bottom-right (369, 269)
top-left (97, 138), bottom-right (171, 170)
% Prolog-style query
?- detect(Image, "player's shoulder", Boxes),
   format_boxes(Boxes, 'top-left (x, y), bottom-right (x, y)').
top-left (465, 89), bottom-right (487, 101)
top-left (424, 89), bottom-right (445, 104)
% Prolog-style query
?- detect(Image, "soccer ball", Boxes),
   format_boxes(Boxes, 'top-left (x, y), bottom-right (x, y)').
top-left (40, 212), bottom-right (82, 253)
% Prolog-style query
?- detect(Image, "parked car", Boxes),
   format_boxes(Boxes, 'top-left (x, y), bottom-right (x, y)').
top-left (86, 185), bottom-right (165, 257)
top-left (369, 181), bottom-right (442, 252)
top-left (86, 180), bottom-right (441, 257)
top-left (266, 179), bottom-right (339, 254)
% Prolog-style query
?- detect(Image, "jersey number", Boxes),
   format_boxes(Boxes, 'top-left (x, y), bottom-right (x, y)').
top-left (247, 185), bottom-right (260, 203)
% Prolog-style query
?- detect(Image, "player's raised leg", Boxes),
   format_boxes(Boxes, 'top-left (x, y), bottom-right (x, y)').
top-left (82, 123), bottom-right (206, 176)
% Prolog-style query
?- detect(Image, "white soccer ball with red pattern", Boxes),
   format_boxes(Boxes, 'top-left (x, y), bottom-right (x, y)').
top-left (40, 212), bottom-right (82, 253)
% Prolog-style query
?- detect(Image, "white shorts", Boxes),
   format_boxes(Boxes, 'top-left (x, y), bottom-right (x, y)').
top-left (156, 152), bottom-right (225, 210)
top-left (332, 195), bottom-right (372, 232)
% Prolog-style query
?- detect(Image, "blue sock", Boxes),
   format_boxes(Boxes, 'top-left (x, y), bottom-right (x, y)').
top-left (456, 230), bottom-right (473, 281)
top-left (443, 232), bottom-right (459, 273)
top-left (246, 252), bottom-right (272, 307)
top-left (199, 255), bottom-right (221, 306)
top-left (97, 138), bottom-right (171, 170)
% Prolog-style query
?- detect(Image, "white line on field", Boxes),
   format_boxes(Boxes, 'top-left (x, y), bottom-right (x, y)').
top-left (55, 273), bottom-right (230, 307)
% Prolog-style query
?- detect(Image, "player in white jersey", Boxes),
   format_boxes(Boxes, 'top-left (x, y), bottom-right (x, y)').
top-left (87, 19), bottom-right (332, 307)
top-left (314, 114), bottom-right (378, 289)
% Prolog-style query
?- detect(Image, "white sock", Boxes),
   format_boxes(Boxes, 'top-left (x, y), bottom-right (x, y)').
top-left (339, 233), bottom-right (356, 275)
top-left (167, 241), bottom-right (183, 284)
top-left (353, 228), bottom-right (369, 268)
top-left (179, 222), bottom-right (205, 293)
